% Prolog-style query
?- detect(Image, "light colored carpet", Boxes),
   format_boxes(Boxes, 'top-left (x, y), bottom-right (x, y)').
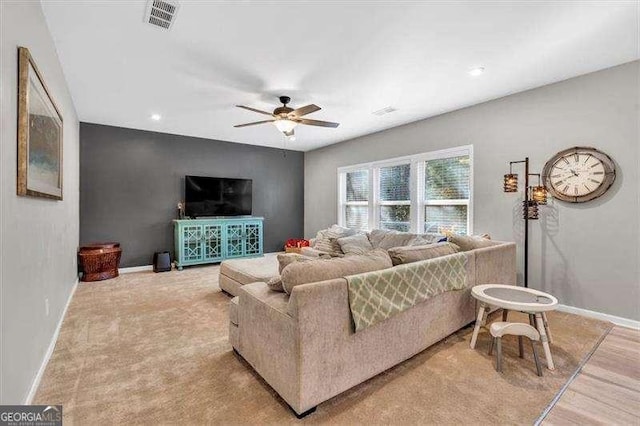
top-left (34, 265), bottom-right (612, 424)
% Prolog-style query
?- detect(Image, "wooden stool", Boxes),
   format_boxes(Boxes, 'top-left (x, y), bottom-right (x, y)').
top-left (488, 322), bottom-right (543, 376)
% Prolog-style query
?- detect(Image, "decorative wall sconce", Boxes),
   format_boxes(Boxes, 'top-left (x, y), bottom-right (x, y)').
top-left (502, 158), bottom-right (548, 288)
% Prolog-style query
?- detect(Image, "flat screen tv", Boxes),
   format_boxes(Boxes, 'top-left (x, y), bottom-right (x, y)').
top-left (185, 176), bottom-right (252, 218)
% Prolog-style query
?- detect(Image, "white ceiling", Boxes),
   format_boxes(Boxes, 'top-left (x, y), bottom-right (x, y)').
top-left (42, 1), bottom-right (639, 152)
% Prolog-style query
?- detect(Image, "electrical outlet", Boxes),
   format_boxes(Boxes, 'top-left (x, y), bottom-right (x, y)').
top-left (45, 298), bottom-right (50, 316)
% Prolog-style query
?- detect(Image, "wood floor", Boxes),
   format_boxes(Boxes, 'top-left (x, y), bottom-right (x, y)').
top-left (542, 326), bottom-right (640, 425)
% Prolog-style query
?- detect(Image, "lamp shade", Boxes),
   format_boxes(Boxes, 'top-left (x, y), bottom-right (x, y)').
top-left (524, 200), bottom-right (539, 220)
top-left (273, 119), bottom-right (297, 133)
top-left (503, 174), bottom-right (518, 192)
top-left (531, 185), bottom-right (547, 204)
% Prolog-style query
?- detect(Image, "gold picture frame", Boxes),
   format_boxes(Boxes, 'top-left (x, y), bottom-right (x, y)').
top-left (17, 46), bottom-right (64, 200)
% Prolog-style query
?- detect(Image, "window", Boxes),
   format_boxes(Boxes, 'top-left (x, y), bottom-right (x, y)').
top-left (338, 146), bottom-right (472, 235)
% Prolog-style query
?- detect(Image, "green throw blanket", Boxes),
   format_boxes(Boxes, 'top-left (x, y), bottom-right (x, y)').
top-left (347, 252), bottom-right (468, 332)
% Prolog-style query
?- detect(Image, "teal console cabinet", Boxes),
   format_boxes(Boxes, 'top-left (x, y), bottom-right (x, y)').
top-left (173, 217), bottom-right (263, 270)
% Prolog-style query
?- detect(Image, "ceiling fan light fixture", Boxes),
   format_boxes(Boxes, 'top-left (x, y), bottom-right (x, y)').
top-left (273, 118), bottom-right (297, 133)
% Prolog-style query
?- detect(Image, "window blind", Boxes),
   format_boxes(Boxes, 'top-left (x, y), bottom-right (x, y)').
top-left (424, 155), bottom-right (470, 235)
top-left (425, 156), bottom-right (470, 200)
top-left (346, 170), bottom-right (368, 202)
top-left (379, 164), bottom-right (410, 231)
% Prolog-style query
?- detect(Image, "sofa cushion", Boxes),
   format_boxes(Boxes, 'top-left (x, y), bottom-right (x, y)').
top-left (367, 229), bottom-right (394, 248)
top-left (368, 229), bottom-right (425, 250)
top-left (377, 232), bottom-right (417, 250)
top-left (314, 225), bottom-right (356, 256)
top-left (277, 253), bottom-right (315, 274)
top-left (447, 234), bottom-right (494, 252)
top-left (387, 242), bottom-right (459, 266)
top-left (410, 233), bottom-right (446, 246)
top-left (281, 249), bottom-right (393, 294)
top-left (229, 296), bottom-right (239, 325)
top-left (220, 254), bottom-right (280, 285)
top-left (336, 233), bottom-right (374, 255)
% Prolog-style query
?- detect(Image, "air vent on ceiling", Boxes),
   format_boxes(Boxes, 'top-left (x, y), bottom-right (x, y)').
top-left (144, 0), bottom-right (179, 30)
top-left (372, 106), bottom-right (398, 116)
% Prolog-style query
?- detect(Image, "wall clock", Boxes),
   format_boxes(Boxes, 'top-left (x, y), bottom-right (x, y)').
top-left (542, 146), bottom-right (616, 203)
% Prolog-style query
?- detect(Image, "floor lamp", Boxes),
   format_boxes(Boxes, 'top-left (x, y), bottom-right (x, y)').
top-left (503, 157), bottom-right (547, 288)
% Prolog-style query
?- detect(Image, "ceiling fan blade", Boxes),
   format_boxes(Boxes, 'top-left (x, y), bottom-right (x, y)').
top-left (297, 118), bottom-right (340, 128)
top-left (291, 104), bottom-right (321, 117)
top-left (234, 120), bottom-right (274, 128)
top-left (236, 105), bottom-right (274, 116)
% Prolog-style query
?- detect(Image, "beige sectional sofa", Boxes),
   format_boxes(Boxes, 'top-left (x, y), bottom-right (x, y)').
top-left (227, 240), bottom-right (516, 417)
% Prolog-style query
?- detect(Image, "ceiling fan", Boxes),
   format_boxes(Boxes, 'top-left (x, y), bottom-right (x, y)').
top-left (234, 96), bottom-right (339, 140)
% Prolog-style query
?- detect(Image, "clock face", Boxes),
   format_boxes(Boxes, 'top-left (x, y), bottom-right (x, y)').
top-left (542, 147), bottom-right (616, 203)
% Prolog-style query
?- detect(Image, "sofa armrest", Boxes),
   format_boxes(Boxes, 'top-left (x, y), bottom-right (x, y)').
top-left (474, 241), bottom-right (517, 285)
top-left (236, 282), bottom-right (300, 408)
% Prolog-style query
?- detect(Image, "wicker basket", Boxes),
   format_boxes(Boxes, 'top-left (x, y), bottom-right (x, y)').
top-left (78, 242), bottom-right (122, 282)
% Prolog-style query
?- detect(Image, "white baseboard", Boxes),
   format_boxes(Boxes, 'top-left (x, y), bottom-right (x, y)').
top-left (119, 265), bottom-right (153, 274)
top-left (557, 304), bottom-right (640, 330)
top-left (24, 278), bottom-right (79, 404)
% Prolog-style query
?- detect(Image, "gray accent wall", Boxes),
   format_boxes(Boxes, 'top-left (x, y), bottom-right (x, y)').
top-left (1, 2), bottom-right (80, 403)
top-left (305, 61), bottom-right (639, 321)
top-left (80, 123), bottom-right (304, 267)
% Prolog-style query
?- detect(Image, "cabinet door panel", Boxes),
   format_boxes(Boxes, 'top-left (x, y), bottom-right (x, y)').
top-left (203, 224), bottom-right (223, 261)
top-left (244, 222), bottom-right (262, 255)
top-left (181, 224), bottom-right (204, 263)
top-left (225, 223), bottom-right (245, 258)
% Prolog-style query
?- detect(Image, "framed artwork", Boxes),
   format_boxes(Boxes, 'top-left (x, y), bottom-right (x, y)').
top-left (17, 46), bottom-right (63, 200)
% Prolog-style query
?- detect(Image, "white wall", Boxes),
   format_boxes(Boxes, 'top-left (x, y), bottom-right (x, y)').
top-left (0, 1), bottom-right (79, 403)
top-left (305, 61), bottom-right (639, 321)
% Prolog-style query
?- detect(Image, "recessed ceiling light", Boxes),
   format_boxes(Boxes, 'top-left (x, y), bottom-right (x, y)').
top-left (150, 114), bottom-right (161, 121)
top-left (469, 67), bottom-right (485, 77)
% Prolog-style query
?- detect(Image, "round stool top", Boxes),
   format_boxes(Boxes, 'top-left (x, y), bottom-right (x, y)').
top-left (472, 284), bottom-right (558, 312)
top-left (81, 242), bottom-right (120, 249)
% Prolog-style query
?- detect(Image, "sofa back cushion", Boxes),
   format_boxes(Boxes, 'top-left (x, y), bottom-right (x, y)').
top-left (281, 249), bottom-right (392, 294)
top-left (368, 229), bottom-right (416, 250)
top-left (387, 242), bottom-right (459, 266)
top-left (447, 234), bottom-right (495, 251)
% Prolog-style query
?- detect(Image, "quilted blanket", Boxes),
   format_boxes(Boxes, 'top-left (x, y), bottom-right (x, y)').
top-left (346, 252), bottom-right (468, 332)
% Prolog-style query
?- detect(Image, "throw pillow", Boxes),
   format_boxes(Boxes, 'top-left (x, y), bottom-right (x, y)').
top-left (314, 224), bottom-right (355, 256)
top-left (281, 249), bottom-right (393, 294)
top-left (277, 253), bottom-right (314, 274)
top-left (266, 276), bottom-right (285, 292)
top-left (447, 234), bottom-right (494, 251)
top-left (336, 233), bottom-right (373, 255)
top-left (387, 242), bottom-right (459, 266)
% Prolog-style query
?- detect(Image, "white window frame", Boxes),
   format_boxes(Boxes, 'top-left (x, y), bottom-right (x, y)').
top-left (337, 145), bottom-right (473, 235)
